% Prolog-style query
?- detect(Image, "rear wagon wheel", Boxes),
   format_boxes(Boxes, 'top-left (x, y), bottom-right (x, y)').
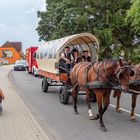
top-left (42, 78), bottom-right (49, 92)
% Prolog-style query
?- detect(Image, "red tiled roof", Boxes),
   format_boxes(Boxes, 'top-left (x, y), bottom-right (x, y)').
top-left (1, 41), bottom-right (22, 51)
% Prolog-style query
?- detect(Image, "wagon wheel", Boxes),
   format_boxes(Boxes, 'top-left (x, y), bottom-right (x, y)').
top-left (42, 78), bottom-right (49, 92)
top-left (59, 86), bottom-right (70, 104)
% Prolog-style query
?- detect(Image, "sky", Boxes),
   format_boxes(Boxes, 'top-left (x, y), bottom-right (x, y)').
top-left (0, 0), bottom-right (46, 53)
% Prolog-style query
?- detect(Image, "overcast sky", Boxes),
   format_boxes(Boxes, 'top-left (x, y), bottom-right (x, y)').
top-left (0, 0), bottom-right (46, 53)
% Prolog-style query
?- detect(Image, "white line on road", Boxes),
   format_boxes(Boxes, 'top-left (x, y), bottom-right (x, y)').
top-left (110, 104), bottom-right (140, 117)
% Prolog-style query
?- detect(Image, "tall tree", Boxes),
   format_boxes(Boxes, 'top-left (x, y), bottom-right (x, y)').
top-left (126, 0), bottom-right (140, 32)
top-left (36, 0), bottom-right (140, 61)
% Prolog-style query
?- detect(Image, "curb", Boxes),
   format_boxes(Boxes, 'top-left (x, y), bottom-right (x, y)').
top-left (4, 67), bottom-right (50, 140)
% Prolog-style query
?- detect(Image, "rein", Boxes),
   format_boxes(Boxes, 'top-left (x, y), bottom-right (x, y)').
top-left (92, 60), bottom-right (120, 88)
top-left (91, 59), bottom-right (130, 90)
top-left (115, 66), bottom-right (132, 86)
top-left (72, 59), bottom-right (131, 92)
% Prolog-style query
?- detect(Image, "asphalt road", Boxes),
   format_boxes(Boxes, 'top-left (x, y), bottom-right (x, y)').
top-left (9, 70), bottom-right (140, 140)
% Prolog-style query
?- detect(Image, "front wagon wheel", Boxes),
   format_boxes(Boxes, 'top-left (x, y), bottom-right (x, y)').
top-left (59, 86), bottom-right (70, 104)
top-left (42, 78), bottom-right (49, 92)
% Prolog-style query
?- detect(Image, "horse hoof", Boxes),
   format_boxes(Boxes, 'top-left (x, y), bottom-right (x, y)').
top-left (74, 110), bottom-right (79, 114)
top-left (89, 115), bottom-right (96, 120)
top-left (100, 126), bottom-right (107, 132)
top-left (130, 116), bottom-right (137, 122)
top-left (96, 114), bottom-right (100, 120)
top-left (116, 108), bottom-right (122, 113)
top-left (92, 114), bottom-right (100, 120)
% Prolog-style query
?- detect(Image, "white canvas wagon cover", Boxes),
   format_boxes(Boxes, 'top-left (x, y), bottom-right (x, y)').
top-left (36, 33), bottom-right (99, 74)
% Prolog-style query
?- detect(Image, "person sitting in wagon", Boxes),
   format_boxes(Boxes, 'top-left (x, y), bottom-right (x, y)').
top-left (81, 50), bottom-right (91, 62)
top-left (71, 49), bottom-right (81, 67)
top-left (59, 46), bottom-right (73, 75)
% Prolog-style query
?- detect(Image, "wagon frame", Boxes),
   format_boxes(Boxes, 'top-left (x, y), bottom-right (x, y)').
top-left (36, 33), bottom-right (100, 104)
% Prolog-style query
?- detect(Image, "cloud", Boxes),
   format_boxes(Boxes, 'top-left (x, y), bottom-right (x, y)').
top-left (0, 0), bottom-right (46, 53)
top-left (0, 23), bottom-right (39, 49)
top-left (25, 0), bottom-right (42, 14)
top-left (41, 0), bottom-right (46, 11)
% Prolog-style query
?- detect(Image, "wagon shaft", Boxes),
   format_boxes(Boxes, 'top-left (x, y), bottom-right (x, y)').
top-left (86, 81), bottom-right (120, 90)
top-left (128, 89), bottom-right (140, 95)
top-left (129, 80), bottom-right (140, 86)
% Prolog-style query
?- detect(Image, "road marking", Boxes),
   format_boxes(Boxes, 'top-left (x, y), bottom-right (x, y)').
top-left (110, 104), bottom-right (140, 117)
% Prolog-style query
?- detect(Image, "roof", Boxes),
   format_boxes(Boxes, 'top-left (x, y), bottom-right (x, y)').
top-left (38, 33), bottom-right (99, 61)
top-left (1, 41), bottom-right (22, 51)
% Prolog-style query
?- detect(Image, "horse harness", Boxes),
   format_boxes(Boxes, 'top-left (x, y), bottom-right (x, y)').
top-left (72, 59), bottom-right (131, 91)
top-left (73, 60), bottom-right (117, 90)
top-left (129, 66), bottom-right (140, 86)
top-left (86, 60), bottom-right (120, 90)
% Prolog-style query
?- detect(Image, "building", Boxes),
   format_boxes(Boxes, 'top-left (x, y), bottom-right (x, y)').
top-left (0, 41), bottom-right (24, 64)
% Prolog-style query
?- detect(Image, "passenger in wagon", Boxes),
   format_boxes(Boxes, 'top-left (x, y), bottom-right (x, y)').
top-left (81, 50), bottom-right (91, 62)
top-left (59, 46), bottom-right (73, 75)
top-left (71, 49), bottom-right (81, 67)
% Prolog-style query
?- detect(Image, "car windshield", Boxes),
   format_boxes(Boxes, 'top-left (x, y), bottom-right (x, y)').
top-left (15, 60), bottom-right (26, 65)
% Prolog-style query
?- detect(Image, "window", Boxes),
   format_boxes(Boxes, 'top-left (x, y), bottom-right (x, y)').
top-left (2, 50), bottom-right (12, 58)
top-left (40, 52), bottom-right (43, 59)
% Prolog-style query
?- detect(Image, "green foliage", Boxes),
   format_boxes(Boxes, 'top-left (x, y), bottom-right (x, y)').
top-left (126, 0), bottom-right (140, 33)
top-left (36, 0), bottom-right (140, 63)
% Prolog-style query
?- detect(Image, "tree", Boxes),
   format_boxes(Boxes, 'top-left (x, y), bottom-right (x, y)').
top-left (36, 0), bottom-right (140, 61)
top-left (126, 0), bottom-right (140, 32)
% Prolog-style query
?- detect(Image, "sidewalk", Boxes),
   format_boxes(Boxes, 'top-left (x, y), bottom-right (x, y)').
top-left (0, 65), bottom-right (50, 140)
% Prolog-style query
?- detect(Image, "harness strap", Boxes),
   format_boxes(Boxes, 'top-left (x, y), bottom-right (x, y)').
top-left (72, 63), bottom-right (92, 92)
top-left (84, 63), bottom-right (93, 85)
top-left (96, 62), bottom-right (102, 80)
top-left (129, 80), bottom-right (140, 86)
top-left (75, 63), bottom-right (88, 81)
top-left (103, 59), bottom-right (111, 79)
top-left (74, 62), bottom-right (93, 85)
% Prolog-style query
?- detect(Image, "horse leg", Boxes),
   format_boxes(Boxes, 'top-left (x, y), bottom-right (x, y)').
top-left (113, 91), bottom-right (122, 113)
top-left (86, 92), bottom-right (96, 120)
top-left (100, 93), bottom-right (110, 132)
top-left (72, 86), bottom-right (78, 114)
top-left (96, 93), bottom-right (108, 132)
top-left (130, 94), bottom-right (137, 121)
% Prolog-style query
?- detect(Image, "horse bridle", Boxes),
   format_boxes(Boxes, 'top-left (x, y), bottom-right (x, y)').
top-left (103, 59), bottom-right (131, 88)
top-left (113, 65), bottom-right (132, 87)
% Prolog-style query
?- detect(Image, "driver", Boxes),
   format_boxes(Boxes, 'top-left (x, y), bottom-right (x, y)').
top-left (59, 46), bottom-right (73, 75)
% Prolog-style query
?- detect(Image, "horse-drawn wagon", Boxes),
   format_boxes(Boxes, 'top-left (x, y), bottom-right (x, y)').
top-left (35, 32), bottom-right (137, 131)
top-left (36, 33), bottom-right (99, 104)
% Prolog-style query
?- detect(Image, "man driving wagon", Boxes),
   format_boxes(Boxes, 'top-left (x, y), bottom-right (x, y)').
top-left (59, 46), bottom-right (73, 75)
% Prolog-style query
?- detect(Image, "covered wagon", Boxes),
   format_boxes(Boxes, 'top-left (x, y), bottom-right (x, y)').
top-left (35, 33), bottom-right (99, 104)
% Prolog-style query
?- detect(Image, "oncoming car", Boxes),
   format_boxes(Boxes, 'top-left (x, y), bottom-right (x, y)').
top-left (14, 60), bottom-right (27, 71)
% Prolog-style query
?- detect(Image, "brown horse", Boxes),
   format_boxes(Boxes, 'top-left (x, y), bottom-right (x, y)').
top-left (113, 64), bottom-right (140, 120)
top-left (70, 58), bottom-right (134, 131)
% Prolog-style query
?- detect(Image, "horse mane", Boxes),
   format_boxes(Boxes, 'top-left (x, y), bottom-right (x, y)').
top-left (103, 58), bottom-right (118, 70)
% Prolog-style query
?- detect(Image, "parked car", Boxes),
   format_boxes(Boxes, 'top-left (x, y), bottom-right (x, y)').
top-left (14, 60), bottom-right (26, 71)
